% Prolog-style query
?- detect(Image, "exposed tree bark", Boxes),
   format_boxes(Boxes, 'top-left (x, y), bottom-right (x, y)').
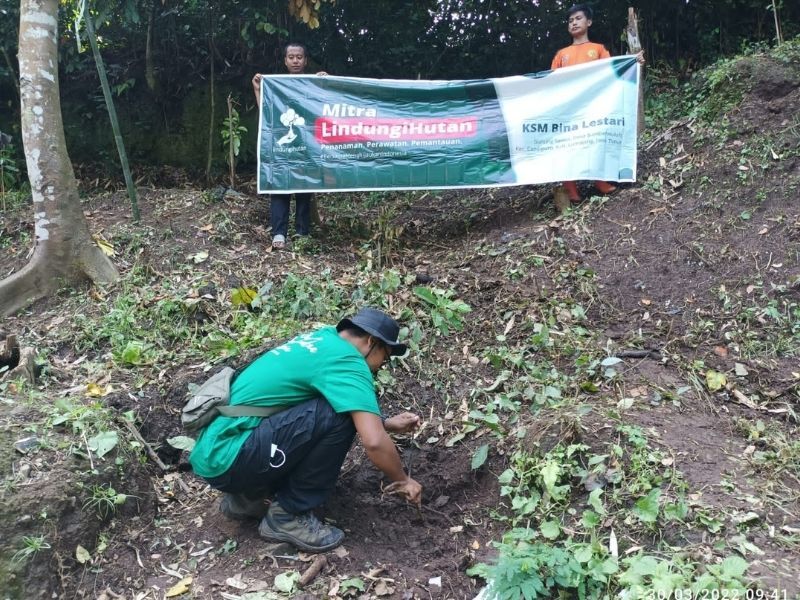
top-left (0, 0), bottom-right (118, 317)
top-left (626, 7), bottom-right (645, 138)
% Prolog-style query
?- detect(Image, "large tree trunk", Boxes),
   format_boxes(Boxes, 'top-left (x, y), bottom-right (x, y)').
top-left (0, 0), bottom-right (118, 317)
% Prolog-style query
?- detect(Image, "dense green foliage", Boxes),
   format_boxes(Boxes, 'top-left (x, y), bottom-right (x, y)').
top-left (0, 0), bottom-right (798, 174)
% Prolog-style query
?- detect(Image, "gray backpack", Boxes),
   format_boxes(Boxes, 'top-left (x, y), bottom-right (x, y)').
top-left (181, 367), bottom-right (287, 432)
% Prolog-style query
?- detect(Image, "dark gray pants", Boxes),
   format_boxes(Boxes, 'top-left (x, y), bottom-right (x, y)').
top-left (205, 398), bottom-right (355, 514)
top-left (270, 193), bottom-right (312, 237)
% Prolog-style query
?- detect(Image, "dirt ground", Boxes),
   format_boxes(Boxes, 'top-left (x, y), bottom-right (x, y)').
top-left (1, 51), bottom-right (799, 599)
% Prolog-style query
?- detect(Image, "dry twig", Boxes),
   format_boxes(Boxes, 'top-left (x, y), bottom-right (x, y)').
top-left (298, 555), bottom-right (327, 588)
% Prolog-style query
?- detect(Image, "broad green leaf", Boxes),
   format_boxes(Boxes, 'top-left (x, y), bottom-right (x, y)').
top-left (580, 381), bottom-right (600, 392)
top-left (273, 571), bottom-right (299, 594)
top-left (412, 286), bottom-right (437, 305)
top-left (582, 510), bottom-right (600, 529)
top-left (511, 494), bottom-right (539, 515)
top-left (600, 356), bottom-right (623, 367)
top-left (340, 577), bottom-right (365, 592)
top-left (697, 511), bottom-right (724, 533)
top-left (663, 500), bottom-right (689, 521)
top-left (587, 454), bottom-right (608, 466)
top-left (630, 555), bottom-right (659, 576)
top-left (573, 543), bottom-right (593, 563)
top-left (471, 444), bottom-right (489, 470)
top-left (720, 555), bottom-right (748, 578)
top-left (120, 340), bottom-right (144, 365)
top-left (167, 436), bottom-right (196, 452)
top-left (445, 432), bottom-right (466, 447)
top-left (632, 488), bottom-right (661, 523)
top-left (588, 488), bottom-right (606, 514)
top-left (497, 468), bottom-right (515, 484)
top-left (540, 461), bottom-right (560, 494)
top-left (539, 520), bottom-right (560, 540)
top-left (88, 431), bottom-right (119, 458)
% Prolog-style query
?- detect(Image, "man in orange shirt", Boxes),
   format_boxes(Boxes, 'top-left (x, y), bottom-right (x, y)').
top-left (551, 4), bottom-right (643, 203)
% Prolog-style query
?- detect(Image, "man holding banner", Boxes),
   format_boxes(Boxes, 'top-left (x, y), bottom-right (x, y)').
top-left (255, 42), bottom-right (641, 196)
top-left (551, 4), bottom-right (645, 204)
top-left (252, 43), bottom-right (324, 250)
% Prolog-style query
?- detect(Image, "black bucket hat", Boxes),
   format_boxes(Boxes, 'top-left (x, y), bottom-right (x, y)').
top-left (336, 307), bottom-right (408, 357)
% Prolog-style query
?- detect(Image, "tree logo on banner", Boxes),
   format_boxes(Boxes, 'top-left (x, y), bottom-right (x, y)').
top-left (277, 108), bottom-right (305, 146)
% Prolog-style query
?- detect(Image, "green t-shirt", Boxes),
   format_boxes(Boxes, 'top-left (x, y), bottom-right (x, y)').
top-left (189, 326), bottom-right (379, 478)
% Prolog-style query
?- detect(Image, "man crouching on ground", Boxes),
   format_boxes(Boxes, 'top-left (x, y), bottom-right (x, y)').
top-left (189, 307), bottom-right (422, 552)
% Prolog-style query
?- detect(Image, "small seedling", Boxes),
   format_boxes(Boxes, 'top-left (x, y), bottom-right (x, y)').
top-left (82, 483), bottom-right (130, 518)
top-left (12, 535), bottom-right (51, 564)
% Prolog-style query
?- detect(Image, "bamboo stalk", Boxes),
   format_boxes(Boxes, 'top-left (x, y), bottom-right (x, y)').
top-left (771, 0), bottom-right (783, 45)
top-left (227, 94), bottom-right (235, 189)
top-left (85, 6), bottom-right (140, 221)
top-left (205, 25), bottom-right (215, 184)
top-left (626, 7), bottom-right (645, 138)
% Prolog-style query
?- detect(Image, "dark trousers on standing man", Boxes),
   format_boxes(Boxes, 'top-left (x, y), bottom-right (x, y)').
top-left (204, 397), bottom-right (356, 514)
top-left (270, 193), bottom-right (312, 237)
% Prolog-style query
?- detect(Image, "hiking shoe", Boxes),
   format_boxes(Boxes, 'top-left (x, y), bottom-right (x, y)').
top-left (219, 493), bottom-right (268, 521)
top-left (259, 502), bottom-right (344, 552)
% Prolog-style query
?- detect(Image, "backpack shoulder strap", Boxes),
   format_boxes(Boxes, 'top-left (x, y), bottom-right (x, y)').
top-left (216, 404), bottom-right (288, 418)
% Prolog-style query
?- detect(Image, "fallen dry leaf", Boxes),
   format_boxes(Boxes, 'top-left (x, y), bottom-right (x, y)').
top-left (374, 580), bottom-right (395, 596)
top-left (165, 577), bottom-right (192, 597)
top-left (225, 575), bottom-right (248, 590)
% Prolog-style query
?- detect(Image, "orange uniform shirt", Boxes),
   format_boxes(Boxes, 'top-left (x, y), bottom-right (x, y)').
top-left (551, 42), bottom-right (610, 70)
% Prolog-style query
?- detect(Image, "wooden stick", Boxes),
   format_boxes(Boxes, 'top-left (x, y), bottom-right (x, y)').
top-left (120, 419), bottom-right (192, 494)
top-left (298, 555), bottom-right (327, 588)
top-left (614, 349), bottom-right (661, 360)
top-left (122, 419), bottom-right (169, 470)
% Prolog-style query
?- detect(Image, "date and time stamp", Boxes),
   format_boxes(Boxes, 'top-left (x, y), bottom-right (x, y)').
top-left (638, 590), bottom-right (791, 600)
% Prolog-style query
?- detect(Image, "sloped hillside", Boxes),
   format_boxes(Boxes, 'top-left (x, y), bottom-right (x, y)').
top-left (0, 40), bottom-right (798, 599)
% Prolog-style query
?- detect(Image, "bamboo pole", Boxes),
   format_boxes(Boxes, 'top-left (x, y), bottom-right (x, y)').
top-left (771, 0), bottom-right (783, 45)
top-left (85, 8), bottom-right (140, 221)
top-left (625, 7), bottom-right (645, 138)
top-left (205, 25), bottom-right (215, 184)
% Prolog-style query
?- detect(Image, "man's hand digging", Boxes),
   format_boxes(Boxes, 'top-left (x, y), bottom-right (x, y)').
top-left (384, 477), bottom-right (422, 506)
top-left (384, 412), bottom-right (420, 434)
